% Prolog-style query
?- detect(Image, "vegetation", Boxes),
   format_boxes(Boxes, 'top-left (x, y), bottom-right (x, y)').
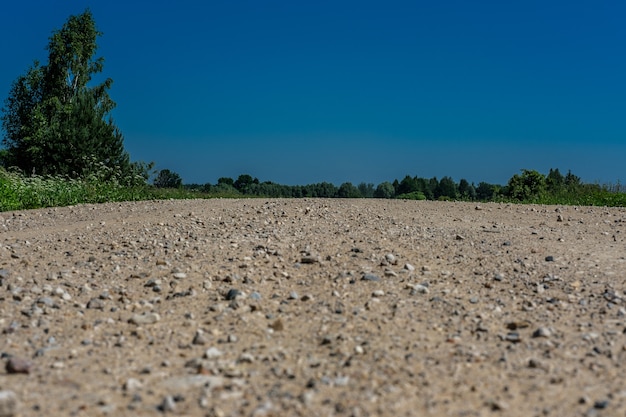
top-left (1, 10), bottom-right (139, 183)
top-left (0, 11), bottom-right (624, 211)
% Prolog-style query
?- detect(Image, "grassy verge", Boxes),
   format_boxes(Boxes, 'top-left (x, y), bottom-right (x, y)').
top-left (0, 168), bottom-right (232, 212)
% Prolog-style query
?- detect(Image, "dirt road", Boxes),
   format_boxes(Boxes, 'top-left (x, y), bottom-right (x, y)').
top-left (1, 199), bottom-right (625, 416)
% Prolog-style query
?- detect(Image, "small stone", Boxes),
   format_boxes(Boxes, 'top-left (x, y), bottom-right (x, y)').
top-left (225, 289), bottom-right (242, 301)
top-left (192, 330), bottom-right (208, 345)
top-left (128, 312), bottom-right (160, 325)
top-left (385, 254), bottom-right (397, 265)
top-left (372, 290), bottom-right (385, 297)
top-left (270, 319), bottom-right (284, 331)
top-left (594, 400), bottom-right (609, 409)
top-left (123, 378), bottom-right (143, 392)
top-left (545, 256), bottom-right (555, 262)
top-left (158, 395), bottom-right (176, 412)
top-left (455, 234), bottom-right (465, 240)
top-left (301, 294), bottom-right (313, 301)
top-left (6, 357), bottom-right (33, 374)
top-left (288, 291), bottom-right (299, 300)
top-left (301, 255), bottom-right (320, 264)
top-left (361, 273), bottom-right (380, 282)
top-left (494, 273), bottom-right (504, 282)
top-left (36, 297), bottom-right (56, 307)
top-left (87, 298), bottom-right (105, 310)
top-left (404, 263), bottom-right (415, 272)
top-left (410, 284), bottom-right (429, 295)
top-left (469, 297), bottom-right (479, 304)
top-left (504, 332), bottom-right (521, 343)
top-left (532, 327), bottom-right (552, 338)
top-left (0, 390), bottom-right (19, 417)
top-left (173, 272), bottom-right (187, 279)
top-left (204, 347), bottom-right (223, 359)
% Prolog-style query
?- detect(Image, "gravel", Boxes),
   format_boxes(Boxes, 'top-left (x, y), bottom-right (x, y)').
top-left (0, 199), bottom-right (625, 416)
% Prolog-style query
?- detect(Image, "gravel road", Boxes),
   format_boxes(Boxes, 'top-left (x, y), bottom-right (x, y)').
top-left (1, 199), bottom-right (625, 416)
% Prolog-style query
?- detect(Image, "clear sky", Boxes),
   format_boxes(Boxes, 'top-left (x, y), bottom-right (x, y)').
top-left (1, 0), bottom-right (625, 186)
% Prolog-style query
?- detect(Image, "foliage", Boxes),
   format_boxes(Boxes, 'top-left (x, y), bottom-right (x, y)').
top-left (1, 10), bottom-right (134, 180)
top-left (374, 182), bottom-right (394, 199)
top-left (358, 182), bottom-right (375, 198)
top-left (507, 169), bottom-right (546, 201)
top-left (153, 169), bottom-right (182, 188)
top-left (338, 182), bottom-right (362, 198)
top-left (397, 191), bottom-right (426, 200)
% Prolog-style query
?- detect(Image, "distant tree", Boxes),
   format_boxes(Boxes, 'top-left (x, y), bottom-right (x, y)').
top-left (1, 10), bottom-right (134, 181)
top-left (392, 179), bottom-right (400, 195)
top-left (337, 182), bottom-right (361, 198)
top-left (507, 169), bottom-right (546, 201)
top-left (153, 169), bottom-right (182, 188)
top-left (217, 177), bottom-right (234, 186)
top-left (564, 170), bottom-right (581, 189)
top-left (397, 175), bottom-right (418, 195)
top-left (427, 177), bottom-right (439, 199)
top-left (357, 182), bottom-right (375, 198)
top-left (233, 174), bottom-right (258, 193)
top-left (374, 182), bottom-right (395, 199)
top-left (475, 182), bottom-right (496, 200)
top-left (546, 168), bottom-right (565, 193)
top-left (458, 179), bottom-right (476, 200)
top-left (437, 176), bottom-right (458, 199)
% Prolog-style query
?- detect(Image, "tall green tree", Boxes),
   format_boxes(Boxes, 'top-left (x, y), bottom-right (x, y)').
top-left (1, 10), bottom-right (133, 180)
top-left (507, 169), bottom-right (546, 201)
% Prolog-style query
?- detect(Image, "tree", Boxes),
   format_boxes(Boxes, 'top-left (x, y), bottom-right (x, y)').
top-left (437, 176), bottom-right (458, 200)
top-left (357, 182), bottom-right (375, 198)
top-left (458, 178), bottom-right (476, 200)
top-left (374, 182), bottom-right (395, 199)
top-left (397, 175), bottom-right (418, 195)
top-left (233, 174), bottom-right (258, 193)
top-left (1, 10), bottom-right (133, 181)
top-left (476, 182), bottom-right (495, 200)
top-left (153, 169), bottom-right (182, 188)
top-left (337, 182), bottom-right (361, 198)
top-left (546, 168), bottom-right (565, 193)
top-left (507, 169), bottom-right (546, 201)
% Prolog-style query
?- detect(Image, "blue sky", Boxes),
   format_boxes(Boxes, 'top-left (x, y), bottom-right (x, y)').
top-left (1, 1), bottom-right (625, 186)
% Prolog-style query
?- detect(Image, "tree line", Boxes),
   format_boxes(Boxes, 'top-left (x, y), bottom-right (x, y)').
top-left (179, 168), bottom-right (623, 204)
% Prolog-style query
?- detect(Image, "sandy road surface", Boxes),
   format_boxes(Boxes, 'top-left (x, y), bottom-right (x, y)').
top-left (1, 199), bottom-right (625, 416)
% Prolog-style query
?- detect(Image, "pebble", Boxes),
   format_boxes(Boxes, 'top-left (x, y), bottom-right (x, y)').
top-left (204, 347), bottom-right (223, 359)
top-left (128, 312), bottom-right (161, 325)
top-left (6, 357), bottom-right (33, 374)
top-left (0, 391), bottom-right (18, 417)
top-left (409, 284), bottom-right (430, 295)
top-left (532, 327), bottom-right (552, 338)
top-left (225, 289), bottom-right (242, 300)
top-left (404, 263), bottom-right (415, 272)
top-left (361, 273), bottom-right (381, 282)
top-left (192, 330), bottom-right (208, 345)
top-left (123, 378), bottom-right (143, 392)
top-left (87, 298), bottom-right (105, 310)
top-left (385, 253), bottom-right (397, 265)
top-left (158, 395), bottom-right (176, 412)
top-left (545, 256), bottom-right (555, 262)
